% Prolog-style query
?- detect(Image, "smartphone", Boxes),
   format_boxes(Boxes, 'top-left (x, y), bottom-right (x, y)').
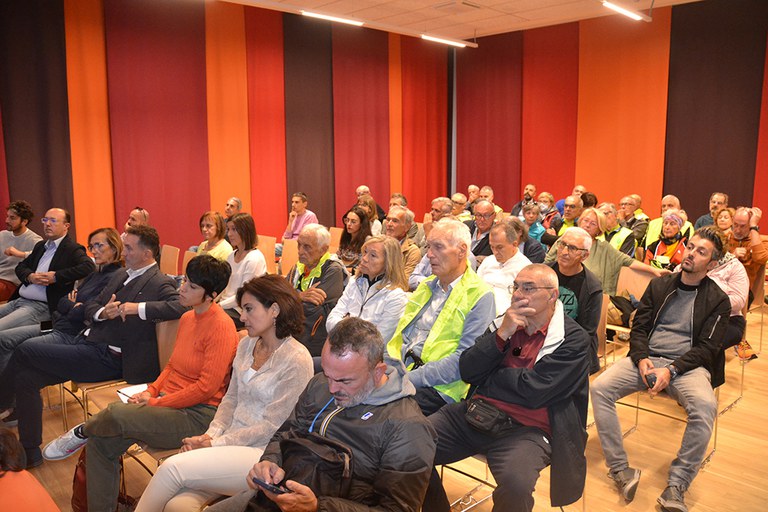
top-left (252, 477), bottom-right (291, 495)
top-left (645, 373), bottom-right (657, 389)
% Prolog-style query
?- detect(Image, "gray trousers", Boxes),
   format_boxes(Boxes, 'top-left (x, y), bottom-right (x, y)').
top-left (84, 401), bottom-right (216, 512)
top-left (590, 356), bottom-right (717, 490)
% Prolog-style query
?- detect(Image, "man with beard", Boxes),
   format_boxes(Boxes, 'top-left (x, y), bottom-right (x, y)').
top-left (207, 317), bottom-right (437, 512)
top-left (0, 201), bottom-right (42, 301)
top-left (510, 183), bottom-right (537, 219)
top-left (591, 229), bottom-right (730, 512)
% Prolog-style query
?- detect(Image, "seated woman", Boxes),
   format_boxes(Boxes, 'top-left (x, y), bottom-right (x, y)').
top-left (0, 227), bottom-right (123, 432)
top-left (537, 191), bottom-right (561, 230)
top-left (327, 236), bottom-right (408, 342)
top-left (644, 209), bottom-right (687, 270)
top-left (336, 206), bottom-right (372, 273)
top-left (134, 275), bottom-right (313, 512)
top-left (522, 203), bottom-right (545, 242)
top-left (41, 255), bottom-right (239, 512)
top-left (0, 428), bottom-right (58, 512)
top-left (196, 211), bottom-right (233, 262)
top-left (715, 206), bottom-right (736, 237)
top-left (218, 213), bottom-right (266, 328)
top-left (356, 194), bottom-right (382, 236)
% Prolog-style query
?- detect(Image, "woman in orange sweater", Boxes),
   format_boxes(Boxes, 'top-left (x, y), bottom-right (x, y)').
top-left (0, 428), bottom-right (58, 512)
top-left (42, 255), bottom-right (239, 512)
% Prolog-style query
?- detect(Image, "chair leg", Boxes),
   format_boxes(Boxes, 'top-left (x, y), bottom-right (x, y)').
top-left (60, 383), bottom-right (68, 431)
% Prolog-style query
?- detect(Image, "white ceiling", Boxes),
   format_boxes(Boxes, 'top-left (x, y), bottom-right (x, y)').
top-left (227, 0), bottom-right (700, 44)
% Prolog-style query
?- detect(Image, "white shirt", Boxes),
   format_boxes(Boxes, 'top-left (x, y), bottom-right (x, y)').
top-left (477, 250), bottom-right (532, 316)
top-left (19, 237), bottom-right (63, 302)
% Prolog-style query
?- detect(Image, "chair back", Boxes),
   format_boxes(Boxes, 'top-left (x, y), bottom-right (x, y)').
top-left (181, 250), bottom-right (196, 275)
top-left (259, 235), bottom-right (277, 274)
top-left (329, 227), bottom-right (343, 254)
top-left (615, 266), bottom-right (654, 301)
top-left (281, 239), bottom-right (299, 276)
top-left (160, 245), bottom-right (180, 275)
top-left (156, 319), bottom-right (180, 369)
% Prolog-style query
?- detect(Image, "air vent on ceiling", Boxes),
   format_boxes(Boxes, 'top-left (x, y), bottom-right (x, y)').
top-left (432, 0), bottom-right (482, 14)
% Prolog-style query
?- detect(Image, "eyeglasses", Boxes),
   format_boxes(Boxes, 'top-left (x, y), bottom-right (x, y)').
top-left (88, 242), bottom-right (109, 252)
top-left (557, 240), bottom-right (589, 253)
top-left (41, 217), bottom-right (61, 225)
top-left (475, 212), bottom-right (495, 220)
top-left (508, 282), bottom-right (555, 294)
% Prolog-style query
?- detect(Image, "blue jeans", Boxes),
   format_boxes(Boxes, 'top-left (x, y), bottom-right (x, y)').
top-left (0, 297), bottom-right (49, 331)
top-left (590, 356), bottom-right (717, 490)
top-left (11, 333), bottom-right (123, 457)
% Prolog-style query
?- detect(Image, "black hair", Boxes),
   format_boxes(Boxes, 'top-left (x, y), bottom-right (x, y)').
top-left (186, 254), bottom-right (232, 299)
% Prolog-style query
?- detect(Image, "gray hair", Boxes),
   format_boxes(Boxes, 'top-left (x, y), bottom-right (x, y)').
top-left (388, 205), bottom-right (414, 226)
top-left (432, 197), bottom-right (453, 216)
top-left (431, 218), bottom-right (471, 249)
top-left (327, 317), bottom-right (384, 369)
top-left (490, 222), bottom-right (519, 244)
top-left (300, 223), bottom-right (331, 249)
top-left (228, 197), bottom-right (242, 210)
top-left (597, 202), bottom-right (618, 216)
top-left (562, 227), bottom-right (593, 251)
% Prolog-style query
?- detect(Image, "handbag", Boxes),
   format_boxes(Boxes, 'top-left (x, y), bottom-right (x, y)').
top-left (465, 397), bottom-right (511, 436)
top-left (72, 447), bottom-right (137, 512)
top-left (279, 430), bottom-right (354, 498)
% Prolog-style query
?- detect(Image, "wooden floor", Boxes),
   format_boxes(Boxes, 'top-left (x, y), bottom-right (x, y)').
top-left (19, 307), bottom-right (768, 512)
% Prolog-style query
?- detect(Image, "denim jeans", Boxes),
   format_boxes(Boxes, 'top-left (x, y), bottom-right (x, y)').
top-left (590, 356), bottom-right (717, 490)
top-left (0, 297), bottom-right (50, 331)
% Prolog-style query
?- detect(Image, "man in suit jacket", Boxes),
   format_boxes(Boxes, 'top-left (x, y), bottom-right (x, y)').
top-left (4, 225), bottom-right (186, 466)
top-left (464, 200), bottom-right (496, 264)
top-left (0, 208), bottom-right (94, 378)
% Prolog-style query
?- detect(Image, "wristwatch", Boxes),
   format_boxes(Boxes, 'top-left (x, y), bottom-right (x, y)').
top-left (666, 364), bottom-right (678, 379)
top-left (750, 226), bottom-right (759, 232)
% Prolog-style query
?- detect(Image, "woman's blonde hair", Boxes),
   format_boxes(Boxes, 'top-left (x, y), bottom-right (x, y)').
top-left (356, 235), bottom-right (408, 291)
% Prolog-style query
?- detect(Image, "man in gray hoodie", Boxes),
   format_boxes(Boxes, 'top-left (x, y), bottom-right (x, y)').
top-left (208, 317), bottom-right (437, 512)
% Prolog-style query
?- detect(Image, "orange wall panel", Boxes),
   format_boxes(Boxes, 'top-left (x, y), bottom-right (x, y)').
top-left (575, 8), bottom-right (672, 215)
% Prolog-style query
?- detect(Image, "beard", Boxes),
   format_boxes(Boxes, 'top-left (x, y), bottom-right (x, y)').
top-left (333, 374), bottom-right (376, 408)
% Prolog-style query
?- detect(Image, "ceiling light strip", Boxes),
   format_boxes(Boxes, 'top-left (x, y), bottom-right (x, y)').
top-left (301, 10), bottom-right (364, 27)
top-left (421, 35), bottom-right (467, 48)
top-left (601, 1), bottom-right (652, 22)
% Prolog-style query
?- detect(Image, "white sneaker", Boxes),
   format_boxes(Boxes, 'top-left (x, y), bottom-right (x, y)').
top-left (43, 424), bottom-right (88, 460)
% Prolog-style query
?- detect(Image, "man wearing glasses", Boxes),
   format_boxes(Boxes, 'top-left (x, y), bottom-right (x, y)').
top-left (121, 206), bottom-right (151, 241)
top-left (464, 199), bottom-right (497, 264)
top-left (542, 194), bottom-right (583, 247)
top-left (0, 208), bottom-right (94, 334)
top-left (423, 264), bottom-right (590, 512)
top-left (548, 228), bottom-right (603, 374)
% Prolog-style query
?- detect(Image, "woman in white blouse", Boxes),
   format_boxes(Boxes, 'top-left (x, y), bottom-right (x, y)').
top-left (218, 213), bottom-right (266, 328)
top-left (135, 275), bottom-right (313, 512)
top-left (326, 235), bottom-right (408, 342)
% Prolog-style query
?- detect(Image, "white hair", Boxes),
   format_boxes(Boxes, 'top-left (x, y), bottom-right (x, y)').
top-left (300, 223), bottom-right (331, 249)
top-left (562, 227), bottom-right (593, 251)
top-left (431, 218), bottom-right (471, 249)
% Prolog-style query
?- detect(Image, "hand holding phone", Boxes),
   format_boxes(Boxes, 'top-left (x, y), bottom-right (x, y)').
top-left (252, 477), bottom-right (292, 495)
top-left (645, 372), bottom-right (657, 389)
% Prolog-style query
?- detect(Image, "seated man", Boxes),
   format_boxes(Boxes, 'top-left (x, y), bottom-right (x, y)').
top-left (423, 197), bottom-right (453, 237)
top-left (384, 205), bottom-right (422, 278)
top-left (597, 202), bottom-right (636, 256)
top-left (451, 192), bottom-right (472, 222)
top-left (388, 193), bottom-right (425, 251)
top-left (466, 184), bottom-right (480, 213)
top-left (120, 206), bottom-right (151, 243)
top-left (542, 195), bottom-right (582, 247)
top-left (464, 199), bottom-right (496, 265)
top-left (278, 192), bottom-right (318, 256)
top-left (223, 196), bottom-right (242, 223)
top-left (477, 221), bottom-right (532, 316)
top-left (356, 184), bottom-right (387, 221)
top-left (618, 194), bottom-right (650, 246)
top-left (388, 219), bottom-right (495, 415)
top-left (424, 264), bottom-right (590, 512)
top-left (286, 224), bottom-right (346, 356)
top-left (645, 195), bottom-right (694, 249)
top-left (726, 206), bottom-right (767, 359)
top-left (591, 228), bottom-right (730, 512)
top-left (510, 183), bottom-right (537, 219)
top-left (507, 216), bottom-right (547, 264)
top-left (42, 255), bottom-right (239, 511)
top-left (694, 192), bottom-right (728, 230)
top-left (548, 227), bottom-right (603, 374)
top-left (0, 201), bottom-right (42, 301)
top-left (0, 207), bottom-right (94, 375)
top-left (478, 186), bottom-right (504, 216)
top-left (4, 225), bottom-right (185, 465)
top-left (208, 317), bottom-right (437, 512)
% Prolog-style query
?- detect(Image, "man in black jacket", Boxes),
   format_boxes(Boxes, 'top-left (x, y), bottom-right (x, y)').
top-left (8, 225), bottom-right (185, 466)
top-left (0, 207), bottom-right (94, 331)
top-left (423, 264), bottom-right (590, 512)
top-left (591, 228), bottom-right (730, 512)
top-left (208, 317), bottom-right (437, 512)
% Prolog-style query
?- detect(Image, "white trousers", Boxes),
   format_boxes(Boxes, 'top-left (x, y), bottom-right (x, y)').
top-left (135, 445), bottom-right (264, 512)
